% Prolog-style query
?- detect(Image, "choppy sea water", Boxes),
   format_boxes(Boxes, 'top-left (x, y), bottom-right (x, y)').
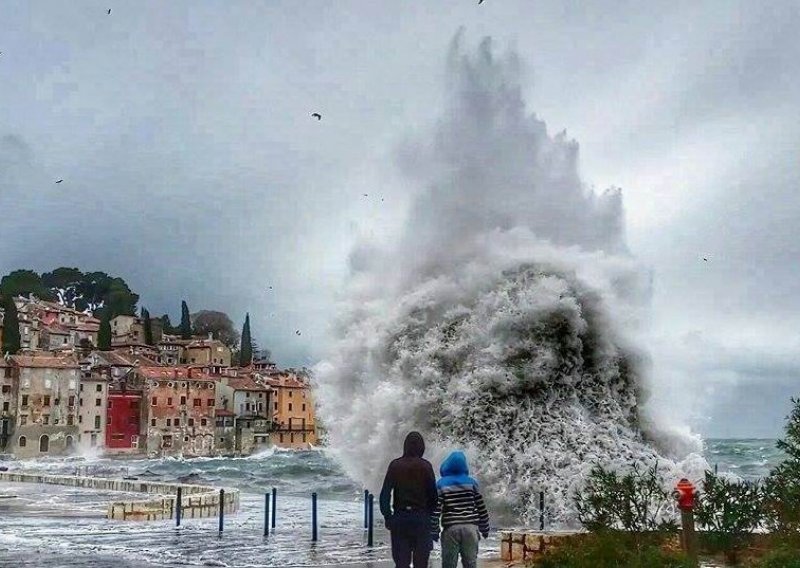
top-left (0, 440), bottom-right (786, 567)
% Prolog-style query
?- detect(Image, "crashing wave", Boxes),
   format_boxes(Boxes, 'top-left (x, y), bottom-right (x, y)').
top-left (316, 32), bottom-right (704, 524)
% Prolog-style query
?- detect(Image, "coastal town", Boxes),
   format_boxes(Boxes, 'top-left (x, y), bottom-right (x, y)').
top-left (0, 294), bottom-right (318, 459)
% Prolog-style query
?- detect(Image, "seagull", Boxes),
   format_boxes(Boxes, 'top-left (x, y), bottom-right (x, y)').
top-left (55, 179), bottom-right (63, 184)
top-left (268, 286), bottom-right (273, 290)
top-left (478, 0), bottom-right (485, 3)
top-left (107, 8), bottom-right (112, 14)
top-left (311, 113), bottom-right (322, 121)
top-left (362, 193), bottom-right (368, 197)
top-left (295, 330), bottom-right (301, 336)
top-left (703, 258), bottom-right (708, 262)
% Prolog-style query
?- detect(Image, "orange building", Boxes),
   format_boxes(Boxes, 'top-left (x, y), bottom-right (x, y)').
top-left (261, 372), bottom-right (316, 449)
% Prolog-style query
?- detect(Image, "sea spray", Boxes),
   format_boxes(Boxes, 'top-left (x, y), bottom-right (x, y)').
top-left (316, 32), bottom-right (705, 523)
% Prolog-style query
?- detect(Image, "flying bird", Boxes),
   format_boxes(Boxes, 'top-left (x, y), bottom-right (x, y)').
top-left (311, 112), bottom-right (322, 121)
top-left (107, 8), bottom-right (112, 14)
top-left (55, 179), bottom-right (63, 184)
top-left (703, 258), bottom-right (708, 262)
top-left (362, 193), bottom-right (368, 197)
top-left (295, 330), bottom-right (301, 336)
top-left (478, 0), bottom-right (485, 3)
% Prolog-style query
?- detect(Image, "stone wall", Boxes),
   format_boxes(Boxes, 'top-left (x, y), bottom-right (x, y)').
top-left (0, 471), bottom-right (239, 522)
top-left (499, 530), bottom-right (582, 562)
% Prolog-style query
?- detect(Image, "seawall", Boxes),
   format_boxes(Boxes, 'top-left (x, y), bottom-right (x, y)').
top-left (0, 471), bottom-right (240, 521)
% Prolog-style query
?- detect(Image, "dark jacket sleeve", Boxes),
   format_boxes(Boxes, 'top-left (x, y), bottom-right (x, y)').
top-left (379, 461), bottom-right (395, 520)
top-left (475, 490), bottom-right (491, 536)
top-left (430, 489), bottom-right (443, 538)
top-left (425, 462), bottom-right (438, 512)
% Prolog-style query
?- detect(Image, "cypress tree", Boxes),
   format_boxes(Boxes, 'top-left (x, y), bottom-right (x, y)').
top-left (240, 313), bottom-right (252, 367)
top-left (142, 308), bottom-right (153, 345)
top-left (98, 309), bottom-right (112, 351)
top-left (1, 295), bottom-right (21, 355)
top-left (180, 300), bottom-right (191, 339)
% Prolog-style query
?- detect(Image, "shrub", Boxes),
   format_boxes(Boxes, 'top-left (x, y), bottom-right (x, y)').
top-left (694, 470), bottom-right (763, 563)
top-left (574, 463), bottom-right (678, 532)
top-left (533, 531), bottom-right (692, 568)
top-left (763, 397), bottom-right (800, 534)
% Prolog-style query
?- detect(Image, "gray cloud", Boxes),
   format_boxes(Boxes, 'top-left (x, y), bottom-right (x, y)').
top-left (1, 1), bottom-right (799, 436)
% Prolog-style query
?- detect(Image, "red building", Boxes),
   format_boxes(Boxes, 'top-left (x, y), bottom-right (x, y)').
top-left (106, 386), bottom-right (143, 454)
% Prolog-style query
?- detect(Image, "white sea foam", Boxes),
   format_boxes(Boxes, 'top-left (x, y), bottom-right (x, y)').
top-left (316, 32), bottom-right (706, 524)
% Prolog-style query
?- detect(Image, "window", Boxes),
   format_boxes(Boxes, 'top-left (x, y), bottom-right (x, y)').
top-left (207, 399), bottom-right (215, 407)
top-left (302, 404), bottom-right (306, 412)
top-left (166, 419), bottom-right (172, 427)
top-left (174, 418), bottom-right (180, 427)
top-left (187, 418), bottom-right (194, 426)
top-left (290, 433), bottom-right (294, 443)
top-left (54, 398), bottom-right (60, 406)
top-left (112, 434), bottom-right (124, 440)
top-left (245, 392), bottom-right (250, 398)
top-left (80, 384), bottom-right (84, 392)
top-left (68, 395), bottom-right (75, 406)
top-left (54, 417), bottom-right (60, 425)
top-left (180, 396), bottom-right (186, 405)
top-left (151, 397), bottom-right (157, 406)
top-left (39, 435), bottom-right (49, 452)
top-left (167, 397), bottom-right (173, 406)
top-left (96, 384), bottom-right (102, 392)
top-left (288, 403), bottom-right (292, 412)
top-left (67, 415), bottom-right (74, 425)
top-left (200, 418), bottom-right (207, 426)
top-left (184, 436), bottom-right (189, 442)
top-left (80, 398), bottom-right (84, 406)
top-left (193, 399), bottom-right (201, 407)
top-left (289, 391), bottom-right (293, 398)
top-left (274, 402), bottom-right (278, 410)
top-left (78, 415), bottom-right (82, 424)
top-left (43, 415), bottom-right (50, 425)
top-left (20, 415), bottom-right (27, 425)
top-left (94, 416), bottom-right (101, 429)
top-left (151, 419), bottom-right (156, 427)
top-left (43, 395), bottom-right (51, 406)
top-left (63, 336), bottom-right (68, 344)
top-left (1, 385), bottom-right (10, 393)
top-left (95, 398), bottom-right (101, 407)
top-left (2, 402), bottom-right (8, 412)
top-left (108, 400), bottom-right (113, 409)
top-left (90, 433), bottom-right (97, 447)
top-left (279, 433), bottom-right (284, 443)
top-left (302, 433), bottom-right (307, 443)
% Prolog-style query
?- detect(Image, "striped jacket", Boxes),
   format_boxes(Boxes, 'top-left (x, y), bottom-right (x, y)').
top-left (431, 451), bottom-right (491, 537)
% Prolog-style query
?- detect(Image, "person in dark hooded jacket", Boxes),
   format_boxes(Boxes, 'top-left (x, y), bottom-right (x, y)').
top-left (430, 451), bottom-right (490, 568)
top-left (379, 431), bottom-right (438, 568)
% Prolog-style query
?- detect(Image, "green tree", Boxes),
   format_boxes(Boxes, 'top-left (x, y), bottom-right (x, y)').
top-left (159, 314), bottom-right (175, 335)
top-left (1, 294), bottom-right (21, 355)
top-left (0, 269), bottom-right (54, 300)
top-left (239, 313), bottom-right (253, 367)
top-left (764, 398), bottom-right (800, 534)
top-left (41, 267), bottom-right (84, 306)
top-left (192, 310), bottom-right (239, 347)
top-left (98, 309), bottom-right (112, 351)
top-left (104, 278), bottom-right (139, 317)
top-left (180, 301), bottom-right (192, 339)
top-left (142, 308), bottom-right (153, 346)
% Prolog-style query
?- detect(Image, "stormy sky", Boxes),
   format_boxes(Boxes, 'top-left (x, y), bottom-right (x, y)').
top-left (1, 1), bottom-right (798, 438)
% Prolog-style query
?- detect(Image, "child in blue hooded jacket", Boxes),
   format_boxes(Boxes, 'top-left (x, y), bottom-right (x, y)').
top-left (430, 451), bottom-right (491, 568)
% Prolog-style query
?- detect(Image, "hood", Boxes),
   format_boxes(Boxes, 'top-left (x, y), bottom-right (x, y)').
top-left (440, 451), bottom-right (469, 477)
top-left (402, 431), bottom-right (425, 457)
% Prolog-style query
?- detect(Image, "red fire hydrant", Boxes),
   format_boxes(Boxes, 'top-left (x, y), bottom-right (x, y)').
top-left (673, 479), bottom-right (698, 566)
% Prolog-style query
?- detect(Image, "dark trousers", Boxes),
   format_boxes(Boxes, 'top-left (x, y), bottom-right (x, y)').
top-left (389, 510), bottom-right (432, 568)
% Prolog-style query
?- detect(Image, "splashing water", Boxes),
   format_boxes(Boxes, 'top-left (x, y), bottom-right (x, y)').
top-left (316, 32), bottom-right (705, 524)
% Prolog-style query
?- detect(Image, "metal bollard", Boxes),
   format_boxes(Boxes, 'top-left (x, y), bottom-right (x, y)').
top-left (176, 487), bottom-right (182, 527)
top-left (271, 487), bottom-right (277, 529)
top-left (312, 492), bottom-right (318, 542)
top-left (367, 493), bottom-right (374, 547)
top-left (264, 493), bottom-right (270, 536)
top-left (364, 489), bottom-right (369, 529)
top-left (218, 489), bottom-right (225, 533)
top-left (539, 491), bottom-right (545, 531)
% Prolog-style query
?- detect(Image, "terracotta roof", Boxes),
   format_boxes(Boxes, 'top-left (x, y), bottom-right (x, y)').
top-left (11, 355), bottom-right (79, 369)
top-left (226, 377), bottom-right (270, 392)
top-left (138, 366), bottom-right (215, 381)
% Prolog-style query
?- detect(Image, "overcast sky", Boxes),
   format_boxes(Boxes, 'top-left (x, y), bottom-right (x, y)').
top-left (1, 1), bottom-right (798, 438)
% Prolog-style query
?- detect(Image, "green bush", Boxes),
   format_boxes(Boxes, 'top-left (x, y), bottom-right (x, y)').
top-left (695, 470), bottom-right (763, 563)
top-left (574, 463), bottom-right (678, 532)
top-left (533, 531), bottom-right (692, 568)
top-left (748, 546), bottom-right (800, 568)
top-left (763, 397), bottom-right (800, 534)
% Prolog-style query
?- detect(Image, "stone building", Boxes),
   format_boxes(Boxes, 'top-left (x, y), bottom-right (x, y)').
top-left (78, 374), bottom-right (108, 452)
top-left (0, 357), bottom-right (17, 451)
top-left (217, 376), bottom-right (272, 455)
top-left (111, 315), bottom-right (163, 346)
top-left (140, 367), bottom-right (217, 457)
top-left (8, 354), bottom-right (81, 458)
top-left (183, 337), bottom-right (231, 368)
top-left (262, 372), bottom-right (317, 449)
